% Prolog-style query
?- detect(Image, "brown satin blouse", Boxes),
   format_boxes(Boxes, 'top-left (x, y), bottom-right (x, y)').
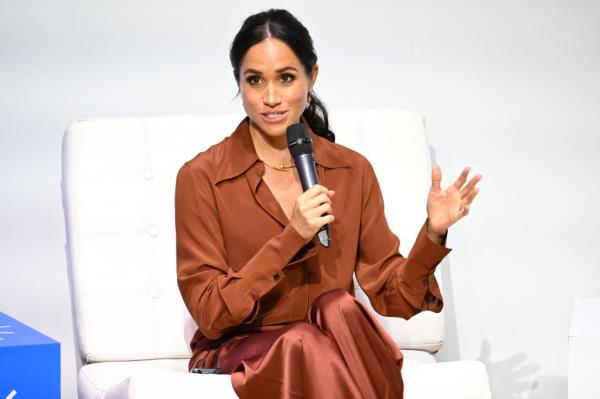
top-left (175, 117), bottom-right (451, 361)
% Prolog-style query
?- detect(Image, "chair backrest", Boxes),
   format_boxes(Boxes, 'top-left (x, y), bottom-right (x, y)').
top-left (333, 110), bottom-right (444, 353)
top-left (62, 109), bottom-right (444, 363)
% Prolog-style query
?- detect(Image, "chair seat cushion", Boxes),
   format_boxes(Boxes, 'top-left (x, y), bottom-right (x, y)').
top-left (78, 354), bottom-right (490, 399)
top-left (78, 359), bottom-right (236, 399)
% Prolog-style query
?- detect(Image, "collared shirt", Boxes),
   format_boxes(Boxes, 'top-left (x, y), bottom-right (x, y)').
top-left (175, 117), bottom-right (451, 352)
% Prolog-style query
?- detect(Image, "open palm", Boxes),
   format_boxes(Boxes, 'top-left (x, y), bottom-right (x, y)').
top-left (427, 165), bottom-right (482, 235)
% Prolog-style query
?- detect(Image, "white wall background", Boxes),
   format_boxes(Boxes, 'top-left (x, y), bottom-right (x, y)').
top-left (1, 0), bottom-right (599, 398)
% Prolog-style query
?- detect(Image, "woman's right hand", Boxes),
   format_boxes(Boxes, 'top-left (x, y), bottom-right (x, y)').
top-left (290, 184), bottom-right (335, 242)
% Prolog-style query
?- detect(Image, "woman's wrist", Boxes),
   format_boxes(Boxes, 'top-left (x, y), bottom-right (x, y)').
top-left (426, 220), bottom-right (447, 245)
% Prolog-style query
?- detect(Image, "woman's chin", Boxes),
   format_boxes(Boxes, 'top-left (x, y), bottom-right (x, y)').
top-left (250, 119), bottom-right (290, 139)
top-left (250, 121), bottom-right (288, 139)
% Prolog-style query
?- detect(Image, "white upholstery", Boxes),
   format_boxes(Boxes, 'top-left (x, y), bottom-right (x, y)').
top-left (78, 359), bottom-right (235, 398)
top-left (62, 109), bottom-right (491, 398)
top-left (75, 353), bottom-right (489, 399)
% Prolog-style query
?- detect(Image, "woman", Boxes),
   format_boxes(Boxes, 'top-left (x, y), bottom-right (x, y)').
top-left (176, 8), bottom-right (481, 399)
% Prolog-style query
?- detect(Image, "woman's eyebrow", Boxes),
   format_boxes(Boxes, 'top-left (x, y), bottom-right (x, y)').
top-left (243, 68), bottom-right (263, 75)
top-left (276, 66), bottom-right (298, 73)
top-left (243, 66), bottom-right (298, 75)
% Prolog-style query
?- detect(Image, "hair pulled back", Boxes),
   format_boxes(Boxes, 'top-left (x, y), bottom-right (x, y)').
top-left (230, 9), bottom-right (335, 142)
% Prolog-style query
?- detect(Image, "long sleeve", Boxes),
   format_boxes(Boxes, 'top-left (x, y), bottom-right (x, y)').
top-left (175, 163), bottom-right (308, 340)
top-left (354, 159), bottom-right (451, 319)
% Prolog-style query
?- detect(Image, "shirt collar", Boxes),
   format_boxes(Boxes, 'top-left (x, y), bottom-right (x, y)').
top-left (214, 117), bottom-right (351, 184)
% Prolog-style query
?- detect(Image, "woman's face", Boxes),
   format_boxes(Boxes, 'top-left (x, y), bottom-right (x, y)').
top-left (238, 38), bottom-right (318, 141)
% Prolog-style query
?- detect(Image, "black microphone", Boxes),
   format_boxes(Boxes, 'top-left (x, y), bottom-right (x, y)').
top-left (286, 123), bottom-right (331, 248)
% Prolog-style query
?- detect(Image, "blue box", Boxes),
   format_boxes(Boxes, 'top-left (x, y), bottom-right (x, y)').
top-left (0, 312), bottom-right (60, 399)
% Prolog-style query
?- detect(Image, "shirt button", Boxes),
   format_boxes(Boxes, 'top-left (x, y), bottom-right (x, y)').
top-left (273, 273), bottom-right (280, 281)
top-left (421, 278), bottom-right (429, 286)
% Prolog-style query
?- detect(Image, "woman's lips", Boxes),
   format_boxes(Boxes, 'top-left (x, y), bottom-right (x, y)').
top-left (260, 111), bottom-right (288, 124)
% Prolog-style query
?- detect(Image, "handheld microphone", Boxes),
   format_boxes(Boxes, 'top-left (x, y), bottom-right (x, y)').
top-left (286, 123), bottom-right (331, 248)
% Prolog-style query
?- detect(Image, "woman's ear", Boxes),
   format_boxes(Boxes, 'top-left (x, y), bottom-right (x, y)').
top-left (309, 64), bottom-right (319, 91)
top-left (233, 70), bottom-right (240, 87)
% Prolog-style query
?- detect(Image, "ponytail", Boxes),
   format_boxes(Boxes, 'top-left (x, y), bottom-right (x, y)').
top-left (303, 91), bottom-right (335, 142)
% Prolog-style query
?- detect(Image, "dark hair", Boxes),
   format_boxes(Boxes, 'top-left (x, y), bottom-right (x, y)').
top-left (230, 9), bottom-right (335, 142)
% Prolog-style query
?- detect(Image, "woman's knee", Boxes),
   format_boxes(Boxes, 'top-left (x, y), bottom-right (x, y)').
top-left (277, 322), bottom-right (339, 357)
top-left (311, 289), bottom-right (362, 318)
top-left (279, 322), bottom-right (323, 346)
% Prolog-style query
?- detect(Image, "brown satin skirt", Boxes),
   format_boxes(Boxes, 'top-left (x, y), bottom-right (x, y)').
top-left (193, 289), bottom-right (404, 399)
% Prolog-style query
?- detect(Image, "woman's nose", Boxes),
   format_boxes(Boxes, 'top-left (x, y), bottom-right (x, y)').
top-left (263, 83), bottom-right (281, 107)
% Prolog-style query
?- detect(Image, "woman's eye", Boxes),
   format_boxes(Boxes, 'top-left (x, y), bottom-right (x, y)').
top-left (246, 76), bottom-right (262, 86)
top-left (280, 73), bottom-right (295, 84)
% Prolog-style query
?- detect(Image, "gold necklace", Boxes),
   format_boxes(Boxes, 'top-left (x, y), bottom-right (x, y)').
top-left (260, 159), bottom-right (295, 171)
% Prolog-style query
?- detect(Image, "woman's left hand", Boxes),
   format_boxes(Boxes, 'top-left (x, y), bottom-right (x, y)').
top-left (426, 165), bottom-right (482, 237)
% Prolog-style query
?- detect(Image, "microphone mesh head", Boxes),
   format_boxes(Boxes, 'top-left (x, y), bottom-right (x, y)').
top-left (286, 123), bottom-right (313, 159)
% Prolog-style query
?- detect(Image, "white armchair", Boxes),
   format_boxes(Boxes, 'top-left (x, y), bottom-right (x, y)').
top-left (62, 109), bottom-right (491, 398)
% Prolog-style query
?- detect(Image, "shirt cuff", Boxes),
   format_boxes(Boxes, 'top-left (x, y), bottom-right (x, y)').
top-left (399, 221), bottom-right (452, 282)
top-left (239, 222), bottom-right (309, 300)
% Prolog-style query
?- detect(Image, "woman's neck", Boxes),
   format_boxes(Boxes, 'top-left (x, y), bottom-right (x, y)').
top-left (248, 120), bottom-right (294, 166)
